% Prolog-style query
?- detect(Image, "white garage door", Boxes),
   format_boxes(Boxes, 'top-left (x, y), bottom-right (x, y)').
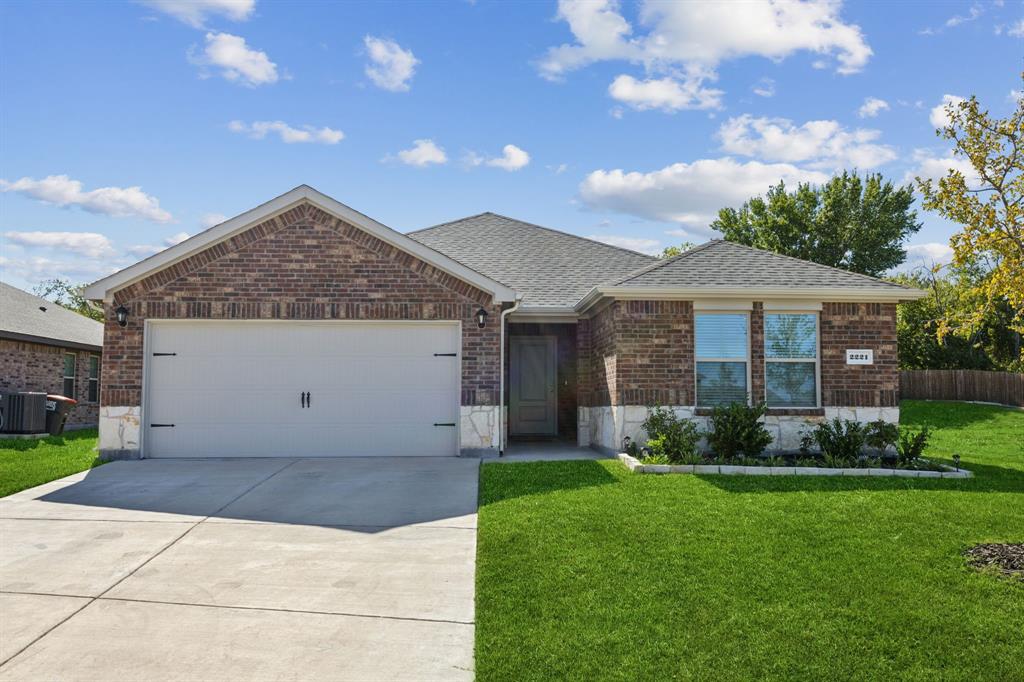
top-left (144, 321), bottom-right (461, 458)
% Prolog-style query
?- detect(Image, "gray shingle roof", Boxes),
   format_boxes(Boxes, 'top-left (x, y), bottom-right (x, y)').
top-left (408, 213), bottom-right (656, 308)
top-left (608, 240), bottom-right (915, 291)
top-left (0, 282), bottom-right (103, 349)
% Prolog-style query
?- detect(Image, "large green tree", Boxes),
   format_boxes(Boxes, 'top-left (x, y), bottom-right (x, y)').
top-left (34, 278), bottom-right (104, 322)
top-left (712, 171), bottom-right (921, 277)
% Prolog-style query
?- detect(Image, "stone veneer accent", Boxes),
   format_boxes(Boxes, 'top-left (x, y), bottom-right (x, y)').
top-left (99, 201), bottom-right (502, 457)
top-left (0, 338), bottom-right (100, 428)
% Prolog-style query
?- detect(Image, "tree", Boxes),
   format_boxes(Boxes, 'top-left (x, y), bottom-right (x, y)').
top-left (712, 171), bottom-right (921, 277)
top-left (34, 279), bottom-right (104, 322)
top-left (660, 241), bottom-right (695, 258)
top-left (915, 77), bottom-right (1024, 342)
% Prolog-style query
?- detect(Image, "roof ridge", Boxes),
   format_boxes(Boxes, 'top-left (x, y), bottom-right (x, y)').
top-left (409, 212), bottom-right (659, 261)
top-left (604, 240), bottom-right (722, 286)
top-left (713, 240), bottom-right (909, 289)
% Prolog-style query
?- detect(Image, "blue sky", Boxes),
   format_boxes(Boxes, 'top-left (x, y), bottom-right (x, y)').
top-left (1, 0), bottom-right (1021, 293)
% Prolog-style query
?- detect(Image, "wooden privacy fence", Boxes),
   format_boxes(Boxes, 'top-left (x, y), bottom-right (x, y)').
top-left (900, 370), bottom-right (1024, 408)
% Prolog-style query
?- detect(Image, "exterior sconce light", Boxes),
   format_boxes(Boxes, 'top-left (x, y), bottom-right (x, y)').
top-left (622, 436), bottom-right (632, 453)
top-left (115, 305), bottom-right (129, 328)
top-left (475, 307), bottom-right (488, 329)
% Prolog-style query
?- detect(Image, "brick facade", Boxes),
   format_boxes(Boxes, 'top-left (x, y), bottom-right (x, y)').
top-left (580, 299), bottom-right (898, 410)
top-left (0, 339), bottom-right (100, 427)
top-left (100, 202), bottom-right (501, 409)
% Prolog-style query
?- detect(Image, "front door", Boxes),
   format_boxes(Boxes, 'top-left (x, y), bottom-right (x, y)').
top-left (510, 336), bottom-right (557, 436)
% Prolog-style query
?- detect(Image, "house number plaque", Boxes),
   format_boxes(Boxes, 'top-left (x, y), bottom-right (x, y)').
top-left (846, 349), bottom-right (873, 365)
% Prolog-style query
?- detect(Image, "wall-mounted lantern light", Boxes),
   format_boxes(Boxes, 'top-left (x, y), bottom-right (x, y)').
top-left (475, 307), bottom-right (488, 329)
top-left (115, 305), bottom-right (129, 328)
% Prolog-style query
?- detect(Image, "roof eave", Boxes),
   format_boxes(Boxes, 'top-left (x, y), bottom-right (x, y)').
top-left (0, 330), bottom-right (103, 353)
top-left (83, 186), bottom-right (518, 305)
top-left (575, 285), bottom-right (928, 312)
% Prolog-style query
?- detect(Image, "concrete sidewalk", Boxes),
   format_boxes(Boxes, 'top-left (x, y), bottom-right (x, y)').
top-left (0, 457), bottom-right (479, 681)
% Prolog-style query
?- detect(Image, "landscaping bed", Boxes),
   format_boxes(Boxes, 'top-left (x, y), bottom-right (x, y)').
top-left (618, 451), bottom-right (972, 477)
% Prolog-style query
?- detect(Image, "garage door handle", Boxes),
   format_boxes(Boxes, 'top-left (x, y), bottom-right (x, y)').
top-left (433, 423), bottom-right (456, 427)
top-left (306, 392), bottom-right (311, 408)
top-left (150, 423), bottom-right (175, 428)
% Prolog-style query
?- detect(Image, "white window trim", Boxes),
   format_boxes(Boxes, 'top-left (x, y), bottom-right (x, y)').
top-left (763, 311), bottom-right (821, 409)
top-left (694, 310), bottom-right (752, 408)
top-left (63, 352), bottom-right (76, 399)
top-left (87, 354), bottom-right (100, 403)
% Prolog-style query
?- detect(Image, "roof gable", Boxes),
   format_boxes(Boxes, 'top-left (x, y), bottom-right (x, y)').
top-left (0, 282), bottom-right (103, 350)
top-left (83, 186), bottom-right (517, 304)
top-left (408, 212), bottom-right (655, 309)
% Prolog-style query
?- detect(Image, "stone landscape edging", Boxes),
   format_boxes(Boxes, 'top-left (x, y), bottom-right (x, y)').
top-left (617, 453), bottom-right (973, 478)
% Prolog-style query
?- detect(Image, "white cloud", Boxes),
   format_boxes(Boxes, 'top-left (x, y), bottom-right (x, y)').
top-left (228, 120), bottom-right (343, 144)
top-left (904, 242), bottom-right (954, 269)
top-left (3, 231), bottom-right (116, 258)
top-left (1008, 19), bottom-right (1024, 37)
top-left (200, 212), bottom-right (228, 228)
top-left (141, 0), bottom-right (254, 28)
top-left (717, 115), bottom-right (897, 169)
top-left (0, 254), bottom-right (119, 286)
top-left (929, 94), bottom-right (965, 129)
top-left (587, 234), bottom-right (662, 255)
top-left (485, 144), bottom-right (531, 171)
top-left (0, 175), bottom-right (172, 222)
top-left (549, 163), bottom-right (569, 174)
top-left (190, 32), bottom-right (278, 86)
top-left (945, 3), bottom-right (983, 27)
top-left (752, 77), bottom-right (775, 98)
top-left (539, 0), bottom-right (871, 107)
top-left (363, 36), bottom-right (418, 92)
top-left (395, 139), bottom-right (447, 167)
top-left (579, 157), bottom-right (829, 230)
top-left (608, 73), bottom-right (722, 111)
top-left (904, 149), bottom-right (980, 186)
top-left (127, 231), bottom-right (192, 258)
top-left (857, 97), bottom-right (889, 118)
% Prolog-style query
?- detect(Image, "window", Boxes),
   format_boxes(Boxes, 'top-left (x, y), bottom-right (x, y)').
top-left (764, 313), bottom-right (819, 408)
top-left (695, 313), bottom-right (749, 407)
top-left (88, 355), bottom-right (100, 403)
top-left (63, 353), bottom-right (76, 398)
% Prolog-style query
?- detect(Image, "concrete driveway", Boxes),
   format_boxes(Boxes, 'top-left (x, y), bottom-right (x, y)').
top-left (0, 457), bottom-right (480, 681)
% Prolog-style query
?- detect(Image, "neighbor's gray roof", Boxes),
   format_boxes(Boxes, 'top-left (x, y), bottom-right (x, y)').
top-left (608, 240), bottom-right (914, 291)
top-left (408, 213), bottom-right (656, 308)
top-left (0, 282), bottom-right (103, 350)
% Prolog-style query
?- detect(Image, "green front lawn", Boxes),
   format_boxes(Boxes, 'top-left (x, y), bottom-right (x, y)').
top-left (0, 429), bottom-right (103, 498)
top-left (476, 401), bottom-right (1024, 681)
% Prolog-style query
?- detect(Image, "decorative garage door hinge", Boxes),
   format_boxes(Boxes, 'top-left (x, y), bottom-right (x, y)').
top-left (433, 353), bottom-right (457, 357)
top-left (433, 423), bottom-right (456, 427)
top-left (152, 352), bottom-right (177, 356)
top-left (150, 424), bottom-right (175, 428)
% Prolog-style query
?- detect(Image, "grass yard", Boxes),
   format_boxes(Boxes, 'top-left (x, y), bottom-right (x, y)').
top-left (476, 401), bottom-right (1024, 681)
top-left (0, 429), bottom-right (103, 498)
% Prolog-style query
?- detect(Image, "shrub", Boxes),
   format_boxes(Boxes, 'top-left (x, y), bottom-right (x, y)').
top-left (641, 407), bottom-right (701, 464)
top-left (800, 418), bottom-right (866, 464)
top-left (866, 420), bottom-right (899, 455)
top-left (896, 427), bottom-right (931, 465)
top-left (705, 402), bottom-right (773, 461)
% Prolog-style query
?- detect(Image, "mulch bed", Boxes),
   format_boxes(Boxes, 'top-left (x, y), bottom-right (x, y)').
top-left (963, 543), bottom-right (1024, 580)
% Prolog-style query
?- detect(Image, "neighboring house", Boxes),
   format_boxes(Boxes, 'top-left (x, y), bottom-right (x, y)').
top-left (83, 185), bottom-right (925, 459)
top-left (0, 282), bottom-right (103, 429)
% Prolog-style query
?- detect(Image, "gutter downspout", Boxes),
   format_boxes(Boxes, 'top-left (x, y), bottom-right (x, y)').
top-left (498, 295), bottom-right (523, 456)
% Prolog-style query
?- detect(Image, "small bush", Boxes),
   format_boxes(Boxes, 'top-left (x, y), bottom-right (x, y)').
top-left (800, 418), bottom-right (866, 464)
top-left (896, 427), bottom-right (931, 465)
top-left (705, 402), bottom-right (773, 461)
top-left (866, 420), bottom-right (899, 455)
top-left (641, 407), bottom-right (701, 464)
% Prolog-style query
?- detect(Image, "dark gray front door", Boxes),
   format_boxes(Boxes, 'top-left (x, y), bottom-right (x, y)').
top-left (510, 336), bottom-right (558, 436)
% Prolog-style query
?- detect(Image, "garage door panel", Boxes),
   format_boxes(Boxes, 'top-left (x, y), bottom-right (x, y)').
top-left (145, 322), bottom-right (460, 458)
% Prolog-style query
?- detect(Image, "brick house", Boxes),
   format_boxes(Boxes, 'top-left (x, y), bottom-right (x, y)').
top-left (83, 185), bottom-right (925, 459)
top-left (1, 282), bottom-right (103, 429)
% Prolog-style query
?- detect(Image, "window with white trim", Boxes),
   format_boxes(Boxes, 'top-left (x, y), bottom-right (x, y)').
top-left (695, 313), bottom-right (749, 407)
top-left (62, 353), bottom-right (76, 398)
top-left (764, 313), bottom-right (819, 408)
top-left (88, 355), bottom-right (100, 403)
